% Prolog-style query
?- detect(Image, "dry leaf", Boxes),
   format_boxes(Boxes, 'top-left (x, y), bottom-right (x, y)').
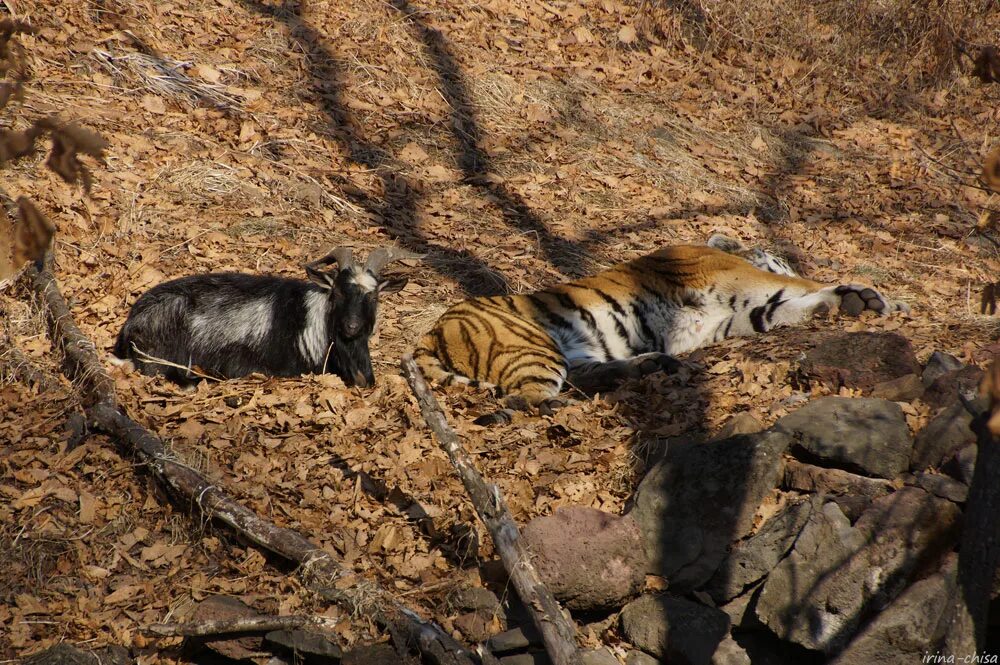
top-left (618, 24), bottom-right (636, 44)
top-left (141, 94), bottom-right (166, 114)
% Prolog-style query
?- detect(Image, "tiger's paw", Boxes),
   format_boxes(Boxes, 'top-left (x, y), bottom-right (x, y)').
top-left (633, 352), bottom-right (683, 377)
top-left (833, 285), bottom-right (910, 316)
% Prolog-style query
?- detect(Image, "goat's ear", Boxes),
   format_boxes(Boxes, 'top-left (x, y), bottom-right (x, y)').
top-left (305, 265), bottom-right (337, 290)
top-left (377, 276), bottom-right (408, 294)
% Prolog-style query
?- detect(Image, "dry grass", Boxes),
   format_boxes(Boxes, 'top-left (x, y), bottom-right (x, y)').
top-left (638, 0), bottom-right (999, 95)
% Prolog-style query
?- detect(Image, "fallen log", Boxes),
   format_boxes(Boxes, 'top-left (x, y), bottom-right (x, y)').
top-left (401, 354), bottom-right (581, 665)
top-left (25, 257), bottom-right (476, 665)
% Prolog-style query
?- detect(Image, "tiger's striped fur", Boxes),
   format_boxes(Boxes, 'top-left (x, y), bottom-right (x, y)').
top-left (414, 236), bottom-right (909, 424)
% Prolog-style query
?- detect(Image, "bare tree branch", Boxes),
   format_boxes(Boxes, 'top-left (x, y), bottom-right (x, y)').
top-left (149, 615), bottom-right (327, 637)
top-left (401, 354), bottom-right (581, 665)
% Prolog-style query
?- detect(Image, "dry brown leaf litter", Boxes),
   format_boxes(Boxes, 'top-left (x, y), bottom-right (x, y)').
top-left (2, 0), bottom-right (1000, 661)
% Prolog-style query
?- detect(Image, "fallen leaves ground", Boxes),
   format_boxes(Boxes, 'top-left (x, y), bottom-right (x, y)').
top-left (1, 0), bottom-right (999, 661)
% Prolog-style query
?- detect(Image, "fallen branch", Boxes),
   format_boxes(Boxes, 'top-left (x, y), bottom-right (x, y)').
top-left (149, 614), bottom-right (329, 637)
top-left (25, 258), bottom-right (476, 665)
top-left (944, 356), bottom-right (1000, 656)
top-left (400, 354), bottom-right (581, 665)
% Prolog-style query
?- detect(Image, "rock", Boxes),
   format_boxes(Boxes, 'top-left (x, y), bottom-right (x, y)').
top-left (265, 629), bottom-right (343, 660)
top-left (711, 634), bottom-right (751, 665)
top-left (581, 648), bottom-right (620, 665)
top-left (830, 557), bottom-right (956, 664)
top-left (921, 366), bottom-right (984, 411)
top-left (941, 444), bottom-right (977, 485)
top-left (922, 351), bottom-right (963, 387)
top-left (343, 644), bottom-right (416, 665)
top-left (781, 459), bottom-right (894, 499)
top-left (625, 651), bottom-right (660, 665)
top-left (487, 625), bottom-right (542, 654)
top-left (449, 586), bottom-right (500, 613)
top-left (756, 489), bottom-right (960, 652)
top-left (619, 594), bottom-right (730, 664)
top-left (734, 631), bottom-right (825, 665)
top-left (910, 402), bottom-right (976, 471)
top-left (454, 611), bottom-right (495, 642)
top-left (798, 332), bottom-right (921, 392)
top-left (719, 583), bottom-right (764, 630)
top-left (497, 653), bottom-right (549, 665)
top-left (827, 494), bottom-right (874, 523)
top-left (710, 412), bottom-right (764, 441)
top-left (774, 397), bottom-right (912, 479)
top-left (190, 595), bottom-right (263, 660)
top-left (871, 373), bottom-right (923, 401)
top-left (521, 507), bottom-right (646, 610)
top-left (630, 430), bottom-right (791, 590)
top-left (911, 472), bottom-right (968, 503)
top-left (705, 497), bottom-right (815, 603)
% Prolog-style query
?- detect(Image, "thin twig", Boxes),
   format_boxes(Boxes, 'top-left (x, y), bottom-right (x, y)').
top-left (401, 354), bottom-right (581, 665)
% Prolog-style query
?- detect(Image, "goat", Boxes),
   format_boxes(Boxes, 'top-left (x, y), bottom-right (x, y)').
top-left (112, 246), bottom-right (419, 387)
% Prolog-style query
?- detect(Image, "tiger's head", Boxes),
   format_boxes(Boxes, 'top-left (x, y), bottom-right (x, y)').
top-left (707, 233), bottom-right (798, 277)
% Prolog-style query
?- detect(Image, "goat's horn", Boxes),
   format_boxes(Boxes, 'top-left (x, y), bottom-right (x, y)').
top-left (307, 246), bottom-right (355, 271)
top-left (363, 246), bottom-right (424, 275)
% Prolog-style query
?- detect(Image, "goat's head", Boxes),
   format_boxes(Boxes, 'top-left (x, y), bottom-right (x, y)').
top-left (305, 246), bottom-right (421, 388)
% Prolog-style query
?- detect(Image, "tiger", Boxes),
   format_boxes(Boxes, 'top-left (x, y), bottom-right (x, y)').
top-left (413, 235), bottom-right (910, 425)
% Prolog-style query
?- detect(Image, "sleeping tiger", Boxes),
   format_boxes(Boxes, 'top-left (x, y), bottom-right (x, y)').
top-left (414, 235), bottom-right (909, 425)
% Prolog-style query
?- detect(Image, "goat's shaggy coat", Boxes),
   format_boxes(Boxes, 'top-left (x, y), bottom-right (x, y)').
top-left (113, 247), bottom-right (415, 387)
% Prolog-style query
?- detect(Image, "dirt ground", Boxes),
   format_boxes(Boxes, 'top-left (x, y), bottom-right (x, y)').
top-left (2, 0), bottom-right (999, 661)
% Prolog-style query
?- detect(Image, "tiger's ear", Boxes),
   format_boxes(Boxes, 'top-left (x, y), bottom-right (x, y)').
top-left (305, 265), bottom-right (337, 291)
top-left (378, 276), bottom-right (407, 294)
top-left (707, 234), bottom-right (744, 253)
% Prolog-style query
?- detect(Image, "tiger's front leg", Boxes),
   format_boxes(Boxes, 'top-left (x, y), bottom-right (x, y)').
top-left (718, 284), bottom-right (908, 339)
top-left (567, 353), bottom-right (682, 394)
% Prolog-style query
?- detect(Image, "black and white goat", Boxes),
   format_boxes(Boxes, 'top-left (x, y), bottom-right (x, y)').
top-left (112, 247), bottom-right (419, 387)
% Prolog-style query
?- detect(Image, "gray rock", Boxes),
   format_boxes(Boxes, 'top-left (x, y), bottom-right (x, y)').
top-left (922, 351), bottom-right (963, 387)
top-left (922, 366), bottom-right (985, 411)
top-left (710, 412), bottom-right (764, 441)
top-left (625, 651), bottom-right (660, 665)
top-left (719, 583), bottom-right (764, 630)
top-left (781, 459), bottom-right (894, 499)
top-left (581, 648), bottom-right (620, 665)
top-left (265, 629), bottom-right (343, 659)
top-left (871, 373), bottom-right (924, 402)
top-left (911, 472), bottom-right (968, 503)
top-left (487, 625), bottom-right (541, 654)
top-left (756, 488), bottom-right (960, 652)
top-left (711, 634), bottom-right (751, 665)
top-left (941, 444), bottom-right (977, 485)
top-left (829, 556), bottom-right (956, 664)
top-left (449, 586), bottom-right (500, 613)
top-left (630, 430), bottom-right (791, 589)
top-left (498, 654), bottom-right (549, 665)
top-left (798, 332), bottom-right (921, 392)
top-left (774, 397), bottom-right (912, 479)
top-left (911, 401), bottom-right (977, 471)
top-left (190, 595), bottom-right (263, 660)
top-left (620, 595), bottom-right (730, 665)
top-left (521, 507), bottom-right (647, 611)
top-left (705, 498), bottom-right (815, 603)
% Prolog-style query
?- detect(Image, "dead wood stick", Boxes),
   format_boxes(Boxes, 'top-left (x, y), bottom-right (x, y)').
top-left (26, 259), bottom-right (476, 665)
top-left (149, 614), bottom-right (327, 637)
top-left (400, 354), bottom-right (581, 665)
top-left (943, 357), bottom-right (1000, 656)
